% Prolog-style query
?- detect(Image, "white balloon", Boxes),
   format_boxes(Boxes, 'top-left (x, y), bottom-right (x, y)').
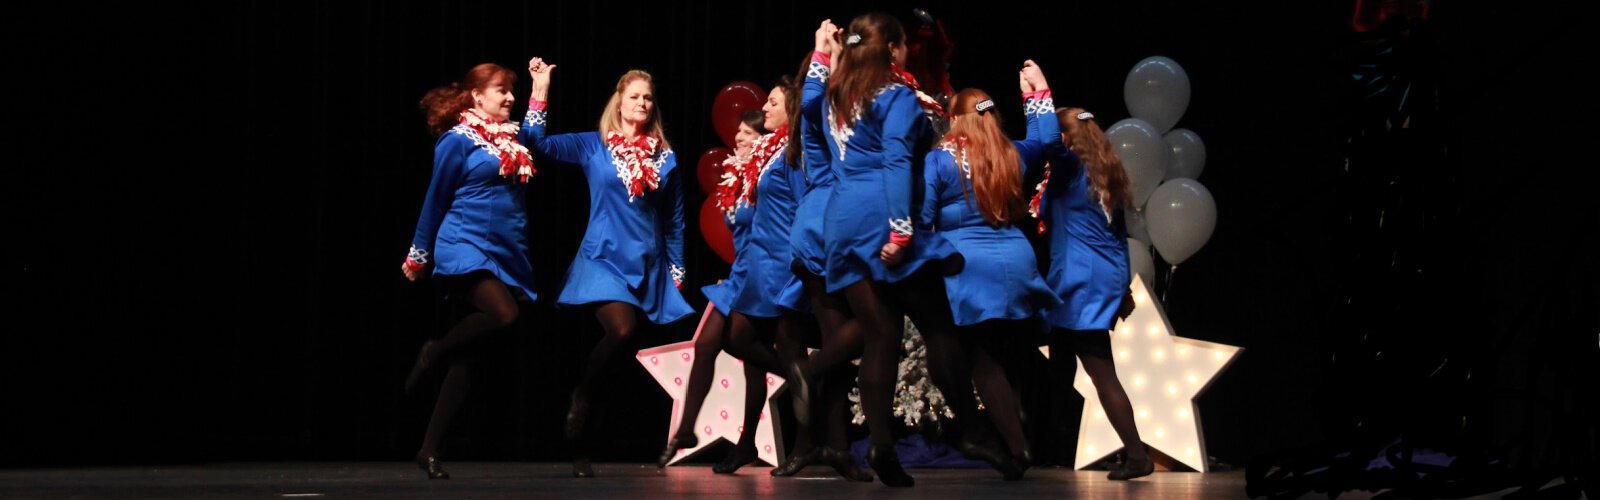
top-left (1125, 206), bottom-right (1151, 246)
top-left (1106, 118), bottom-right (1171, 207)
top-left (1164, 128), bottom-right (1207, 181)
top-left (1144, 178), bottom-right (1216, 265)
top-left (1127, 237), bottom-right (1156, 287)
top-left (1124, 56), bottom-right (1191, 134)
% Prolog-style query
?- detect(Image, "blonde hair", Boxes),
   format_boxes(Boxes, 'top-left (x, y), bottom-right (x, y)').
top-left (598, 70), bottom-right (671, 151)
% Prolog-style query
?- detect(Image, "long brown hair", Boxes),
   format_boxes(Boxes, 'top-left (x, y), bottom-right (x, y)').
top-left (599, 70), bottom-right (671, 151)
top-left (784, 52), bottom-right (809, 168)
top-left (944, 89), bottom-right (1023, 227)
top-left (1057, 107), bottom-right (1132, 212)
top-left (826, 12), bottom-right (904, 126)
top-left (419, 63), bottom-right (517, 136)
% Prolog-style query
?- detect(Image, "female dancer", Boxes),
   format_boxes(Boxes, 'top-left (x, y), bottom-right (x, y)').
top-left (919, 73), bottom-right (1068, 478)
top-left (655, 83), bottom-right (801, 474)
top-left (819, 12), bottom-right (996, 487)
top-left (770, 24), bottom-right (875, 482)
top-left (521, 58), bottom-right (694, 478)
top-left (1027, 59), bottom-right (1154, 480)
top-left (402, 62), bottom-right (539, 480)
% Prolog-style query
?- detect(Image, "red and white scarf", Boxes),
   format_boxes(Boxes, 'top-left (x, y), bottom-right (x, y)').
top-left (459, 108), bottom-right (535, 183)
top-left (889, 64), bottom-right (946, 117)
top-left (715, 126), bottom-right (789, 222)
top-left (1027, 162), bottom-right (1053, 234)
top-left (605, 131), bottom-right (662, 201)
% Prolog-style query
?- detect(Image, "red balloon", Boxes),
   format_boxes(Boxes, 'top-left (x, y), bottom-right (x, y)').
top-left (696, 147), bottom-right (734, 196)
top-left (698, 198), bottom-right (736, 264)
top-left (712, 81), bottom-right (767, 149)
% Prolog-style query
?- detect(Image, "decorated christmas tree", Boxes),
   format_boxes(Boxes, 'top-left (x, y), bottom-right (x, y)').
top-left (849, 318), bottom-right (977, 430)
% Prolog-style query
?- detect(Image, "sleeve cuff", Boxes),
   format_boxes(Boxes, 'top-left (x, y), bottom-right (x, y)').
top-left (888, 217), bottom-right (914, 247)
top-left (888, 232), bottom-right (913, 247)
top-left (1023, 89), bottom-right (1052, 100)
top-left (405, 246), bottom-right (430, 271)
top-left (528, 100), bottom-right (548, 111)
top-left (811, 51), bottom-right (831, 67)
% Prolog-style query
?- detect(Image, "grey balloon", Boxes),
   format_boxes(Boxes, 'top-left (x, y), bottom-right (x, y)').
top-left (1127, 237), bottom-right (1157, 287)
top-left (1125, 206), bottom-right (1151, 246)
top-left (1145, 178), bottom-right (1216, 265)
top-left (1106, 118), bottom-right (1171, 207)
top-left (1163, 128), bottom-right (1207, 181)
top-left (1123, 56), bottom-right (1191, 134)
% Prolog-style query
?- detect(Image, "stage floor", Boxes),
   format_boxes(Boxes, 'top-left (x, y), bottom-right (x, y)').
top-left (1, 462), bottom-right (1247, 498)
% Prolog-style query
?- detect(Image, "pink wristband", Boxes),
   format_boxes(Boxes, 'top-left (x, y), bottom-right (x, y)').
top-left (888, 232), bottom-right (912, 248)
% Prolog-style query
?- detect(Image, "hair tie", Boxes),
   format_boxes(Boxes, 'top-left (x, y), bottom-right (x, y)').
top-left (974, 99), bottom-right (995, 114)
top-left (845, 33), bottom-right (862, 46)
top-left (1076, 111), bottom-right (1095, 121)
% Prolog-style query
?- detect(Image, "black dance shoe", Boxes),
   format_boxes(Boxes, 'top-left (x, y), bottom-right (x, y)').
top-left (1107, 456), bottom-right (1154, 480)
top-left (712, 444), bottom-right (758, 474)
top-left (655, 433), bottom-right (699, 468)
top-left (770, 447), bottom-right (819, 476)
top-left (958, 435), bottom-right (1024, 480)
top-left (572, 458), bottom-right (595, 478)
top-left (821, 446), bottom-right (874, 482)
top-left (867, 444), bottom-right (914, 487)
top-left (1012, 448), bottom-right (1034, 480)
top-left (415, 455), bottom-right (449, 480)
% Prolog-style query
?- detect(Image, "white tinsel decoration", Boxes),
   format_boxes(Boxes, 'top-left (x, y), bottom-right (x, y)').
top-left (848, 318), bottom-right (981, 428)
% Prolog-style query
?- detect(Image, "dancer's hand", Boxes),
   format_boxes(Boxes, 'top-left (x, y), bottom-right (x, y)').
top-left (1019, 70), bottom-right (1032, 93)
top-left (528, 57), bottom-right (556, 99)
top-left (880, 242), bottom-right (905, 267)
top-left (401, 261), bottom-right (421, 281)
top-left (1021, 60), bottom-right (1049, 91)
top-left (814, 20), bottom-right (840, 55)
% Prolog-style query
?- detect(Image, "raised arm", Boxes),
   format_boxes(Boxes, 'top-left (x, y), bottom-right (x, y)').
top-left (802, 20), bottom-right (839, 122)
top-left (519, 57), bottom-right (590, 163)
top-left (1022, 60), bottom-right (1079, 175)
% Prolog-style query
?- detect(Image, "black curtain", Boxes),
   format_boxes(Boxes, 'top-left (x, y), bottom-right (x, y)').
top-left (9, 3), bottom-right (1594, 493)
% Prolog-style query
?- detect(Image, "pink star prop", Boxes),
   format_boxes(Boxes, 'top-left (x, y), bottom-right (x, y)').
top-left (636, 305), bottom-right (789, 466)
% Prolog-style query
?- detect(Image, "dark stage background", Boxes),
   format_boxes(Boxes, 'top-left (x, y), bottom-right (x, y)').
top-left (8, 0), bottom-right (1596, 495)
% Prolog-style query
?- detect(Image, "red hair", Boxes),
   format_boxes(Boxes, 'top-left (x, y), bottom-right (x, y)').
top-left (945, 89), bottom-right (1023, 226)
top-left (419, 63), bottom-right (518, 136)
top-left (1057, 107), bottom-right (1132, 211)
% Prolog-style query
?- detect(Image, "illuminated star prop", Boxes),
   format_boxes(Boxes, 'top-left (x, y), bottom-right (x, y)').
top-left (636, 305), bottom-right (788, 466)
top-left (1040, 275), bottom-right (1241, 472)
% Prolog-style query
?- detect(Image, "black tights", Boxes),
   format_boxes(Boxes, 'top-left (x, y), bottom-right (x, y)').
top-left (675, 307), bottom-right (784, 448)
top-left (959, 321), bottom-right (1031, 456)
top-left (578, 302), bottom-right (640, 396)
top-left (418, 275), bottom-right (520, 458)
top-left (787, 271), bottom-right (863, 453)
top-left (567, 301), bottom-right (642, 455)
top-left (888, 269), bottom-right (989, 446)
top-left (1050, 328), bottom-right (1146, 460)
top-left (840, 278), bottom-right (907, 448)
